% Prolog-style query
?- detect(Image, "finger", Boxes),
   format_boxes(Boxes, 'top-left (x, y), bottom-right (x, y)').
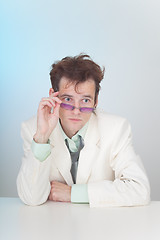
top-left (40, 100), bottom-right (55, 108)
top-left (51, 91), bottom-right (59, 97)
top-left (50, 181), bottom-right (61, 189)
top-left (49, 92), bottom-right (61, 103)
top-left (48, 192), bottom-right (52, 201)
top-left (47, 91), bottom-right (60, 100)
top-left (50, 96), bottom-right (62, 104)
top-left (39, 101), bottom-right (54, 111)
top-left (50, 103), bottom-right (61, 117)
top-left (50, 181), bottom-right (57, 188)
top-left (41, 97), bottom-right (62, 105)
top-left (53, 102), bottom-right (61, 116)
top-left (40, 99), bottom-right (56, 107)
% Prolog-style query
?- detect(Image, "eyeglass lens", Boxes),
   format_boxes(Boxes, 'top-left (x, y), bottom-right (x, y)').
top-left (60, 103), bottom-right (94, 113)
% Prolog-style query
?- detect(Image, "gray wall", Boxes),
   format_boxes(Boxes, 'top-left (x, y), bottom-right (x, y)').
top-left (0, 0), bottom-right (160, 200)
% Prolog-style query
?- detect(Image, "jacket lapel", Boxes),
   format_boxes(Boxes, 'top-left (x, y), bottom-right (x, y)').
top-left (49, 122), bottom-right (73, 186)
top-left (76, 112), bottom-right (100, 184)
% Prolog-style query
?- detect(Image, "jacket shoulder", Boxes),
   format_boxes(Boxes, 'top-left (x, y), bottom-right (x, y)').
top-left (94, 109), bottom-right (132, 140)
top-left (95, 108), bottom-right (129, 127)
top-left (21, 115), bottom-right (37, 136)
top-left (94, 109), bottom-right (132, 147)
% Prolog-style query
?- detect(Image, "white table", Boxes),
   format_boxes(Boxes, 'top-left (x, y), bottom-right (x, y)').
top-left (0, 198), bottom-right (160, 240)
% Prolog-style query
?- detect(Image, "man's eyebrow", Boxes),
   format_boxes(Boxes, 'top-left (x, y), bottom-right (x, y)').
top-left (59, 94), bottom-right (93, 99)
top-left (83, 95), bottom-right (93, 100)
top-left (59, 94), bottom-right (73, 98)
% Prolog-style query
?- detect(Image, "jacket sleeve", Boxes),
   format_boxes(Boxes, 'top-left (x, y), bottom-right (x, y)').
top-left (17, 121), bottom-right (52, 206)
top-left (88, 119), bottom-right (150, 208)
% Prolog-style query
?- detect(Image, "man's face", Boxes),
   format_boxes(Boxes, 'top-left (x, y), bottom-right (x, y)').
top-left (57, 77), bottom-right (97, 138)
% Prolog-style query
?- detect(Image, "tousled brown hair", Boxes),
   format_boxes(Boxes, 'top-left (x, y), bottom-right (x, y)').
top-left (49, 54), bottom-right (105, 102)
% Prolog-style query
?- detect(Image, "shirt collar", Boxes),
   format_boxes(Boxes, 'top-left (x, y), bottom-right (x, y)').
top-left (60, 120), bottom-right (89, 142)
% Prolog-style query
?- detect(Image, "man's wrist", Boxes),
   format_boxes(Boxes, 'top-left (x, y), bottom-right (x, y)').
top-left (33, 132), bottom-right (49, 144)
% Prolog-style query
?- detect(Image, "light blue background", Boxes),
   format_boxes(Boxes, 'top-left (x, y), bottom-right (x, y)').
top-left (0, 0), bottom-right (160, 200)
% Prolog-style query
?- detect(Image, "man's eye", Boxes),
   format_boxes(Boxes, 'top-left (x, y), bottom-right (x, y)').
top-left (64, 97), bottom-right (71, 102)
top-left (83, 99), bottom-right (89, 103)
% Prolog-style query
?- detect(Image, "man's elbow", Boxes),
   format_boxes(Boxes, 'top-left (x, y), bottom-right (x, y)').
top-left (17, 190), bottom-right (48, 206)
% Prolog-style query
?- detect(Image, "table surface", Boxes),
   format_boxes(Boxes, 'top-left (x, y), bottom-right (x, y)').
top-left (0, 198), bottom-right (160, 240)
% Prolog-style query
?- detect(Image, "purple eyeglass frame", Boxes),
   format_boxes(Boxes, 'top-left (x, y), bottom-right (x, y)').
top-left (60, 103), bottom-right (95, 113)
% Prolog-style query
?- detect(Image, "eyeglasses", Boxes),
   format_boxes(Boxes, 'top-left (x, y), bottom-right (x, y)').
top-left (60, 103), bottom-right (95, 113)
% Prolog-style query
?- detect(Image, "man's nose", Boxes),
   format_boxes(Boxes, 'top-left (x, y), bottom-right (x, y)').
top-left (72, 107), bottom-right (81, 114)
top-left (72, 102), bottom-right (81, 114)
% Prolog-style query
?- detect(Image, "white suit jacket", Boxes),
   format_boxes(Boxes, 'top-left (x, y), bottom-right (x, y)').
top-left (17, 109), bottom-right (150, 207)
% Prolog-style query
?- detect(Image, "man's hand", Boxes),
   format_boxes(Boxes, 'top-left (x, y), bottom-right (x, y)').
top-left (48, 181), bottom-right (71, 202)
top-left (34, 92), bottom-right (62, 143)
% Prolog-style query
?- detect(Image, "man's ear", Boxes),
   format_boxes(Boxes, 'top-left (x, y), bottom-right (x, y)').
top-left (95, 96), bottom-right (98, 108)
top-left (49, 88), bottom-right (54, 97)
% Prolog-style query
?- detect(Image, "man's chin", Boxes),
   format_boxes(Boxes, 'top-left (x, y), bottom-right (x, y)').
top-left (68, 122), bottom-right (84, 132)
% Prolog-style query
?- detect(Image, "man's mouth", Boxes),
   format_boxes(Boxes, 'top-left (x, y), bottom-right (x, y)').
top-left (68, 118), bottom-right (82, 122)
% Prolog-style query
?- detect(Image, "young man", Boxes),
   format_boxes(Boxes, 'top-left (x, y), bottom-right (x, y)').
top-left (17, 54), bottom-right (150, 207)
